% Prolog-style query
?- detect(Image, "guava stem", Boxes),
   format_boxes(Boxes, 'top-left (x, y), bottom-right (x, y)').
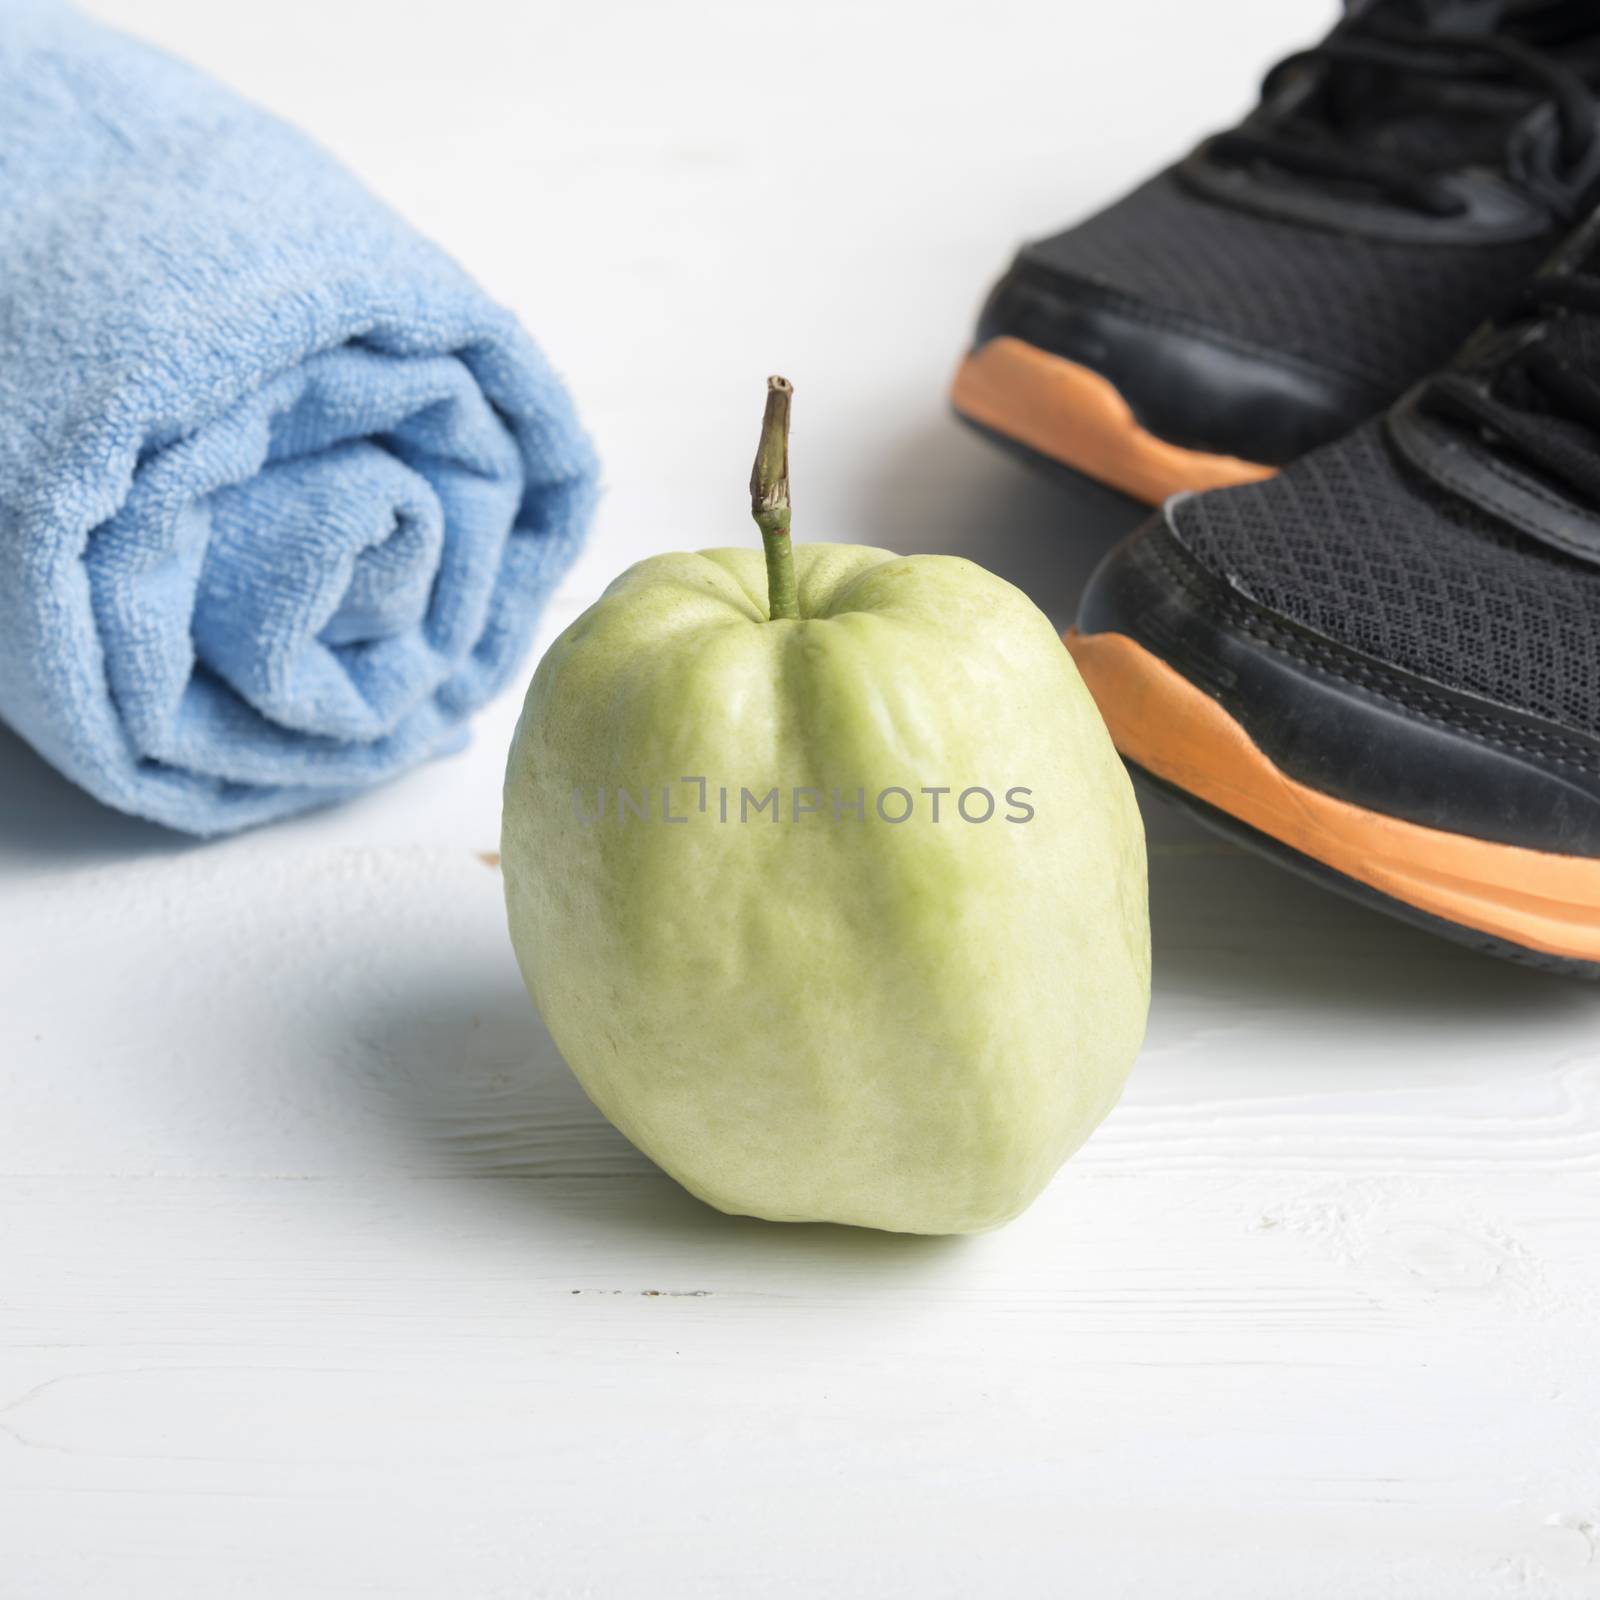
top-left (750, 374), bottom-right (798, 621)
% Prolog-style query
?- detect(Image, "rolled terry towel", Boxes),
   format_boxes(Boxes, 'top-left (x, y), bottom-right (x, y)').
top-left (0, 2), bottom-right (597, 834)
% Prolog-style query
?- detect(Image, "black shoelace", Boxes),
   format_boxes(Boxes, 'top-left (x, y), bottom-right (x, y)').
top-left (1210, 15), bottom-right (1599, 217)
top-left (1423, 269), bottom-right (1600, 505)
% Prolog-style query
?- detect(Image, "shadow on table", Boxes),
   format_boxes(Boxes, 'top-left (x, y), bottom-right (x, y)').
top-left (351, 878), bottom-right (1594, 1270)
top-left (350, 966), bottom-right (969, 1273)
top-left (0, 720), bottom-right (187, 868)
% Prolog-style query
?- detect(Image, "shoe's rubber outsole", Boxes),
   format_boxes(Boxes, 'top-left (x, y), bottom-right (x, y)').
top-left (1131, 764), bottom-right (1600, 979)
top-left (1067, 628), bottom-right (1600, 972)
top-left (950, 337), bottom-right (1276, 505)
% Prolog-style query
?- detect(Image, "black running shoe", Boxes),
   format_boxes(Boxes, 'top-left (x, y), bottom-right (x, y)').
top-left (954, 0), bottom-right (1600, 508)
top-left (1068, 206), bottom-right (1600, 975)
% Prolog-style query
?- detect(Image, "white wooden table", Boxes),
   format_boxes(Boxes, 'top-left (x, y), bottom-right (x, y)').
top-left (7, 3), bottom-right (1600, 1594)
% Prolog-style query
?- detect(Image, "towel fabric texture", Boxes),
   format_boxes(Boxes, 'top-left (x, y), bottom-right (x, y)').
top-left (0, 2), bottom-right (597, 834)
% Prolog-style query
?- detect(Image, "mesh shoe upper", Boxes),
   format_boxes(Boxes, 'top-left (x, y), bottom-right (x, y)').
top-left (1026, 172), bottom-right (1552, 393)
top-left (1015, 3), bottom-right (1600, 400)
top-left (1169, 422), bottom-right (1600, 738)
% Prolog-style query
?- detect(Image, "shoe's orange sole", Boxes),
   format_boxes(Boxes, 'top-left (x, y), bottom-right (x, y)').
top-left (1067, 628), bottom-right (1600, 964)
top-left (951, 337), bottom-right (1276, 505)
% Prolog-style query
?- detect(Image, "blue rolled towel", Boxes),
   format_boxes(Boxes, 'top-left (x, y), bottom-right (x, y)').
top-left (0, 2), bottom-right (597, 834)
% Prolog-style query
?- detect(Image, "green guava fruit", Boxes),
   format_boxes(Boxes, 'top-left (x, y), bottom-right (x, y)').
top-left (502, 379), bottom-right (1149, 1233)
